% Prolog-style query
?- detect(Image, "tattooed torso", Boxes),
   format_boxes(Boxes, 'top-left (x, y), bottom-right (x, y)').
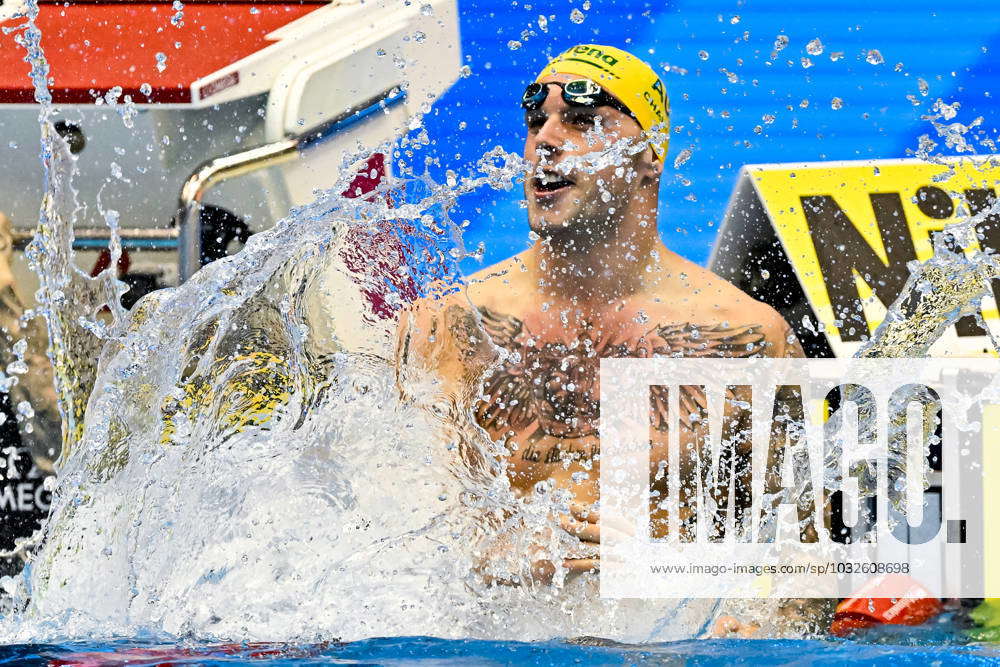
top-left (454, 304), bottom-right (769, 508)
top-left (395, 250), bottom-right (803, 539)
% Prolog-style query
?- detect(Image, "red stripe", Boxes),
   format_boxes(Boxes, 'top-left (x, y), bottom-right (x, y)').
top-left (0, 3), bottom-right (320, 104)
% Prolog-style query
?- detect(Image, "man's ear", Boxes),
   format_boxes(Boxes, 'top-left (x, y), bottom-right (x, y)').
top-left (649, 153), bottom-right (664, 177)
top-left (636, 147), bottom-right (663, 184)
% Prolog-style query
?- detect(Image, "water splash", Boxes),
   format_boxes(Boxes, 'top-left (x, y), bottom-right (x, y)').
top-left (5, 1), bottom-right (128, 469)
top-left (859, 233), bottom-right (1000, 358)
top-left (0, 13), bottom-right (696, 635)
top-left (0, 104), bottom-right (709, 639)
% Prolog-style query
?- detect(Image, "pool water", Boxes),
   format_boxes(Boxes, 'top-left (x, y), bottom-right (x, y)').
top-left (3, 635), bottom-right (999, 666)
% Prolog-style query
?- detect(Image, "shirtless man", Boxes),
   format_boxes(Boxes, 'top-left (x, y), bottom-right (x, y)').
top-left (396, 45), bottom-right (814, 633)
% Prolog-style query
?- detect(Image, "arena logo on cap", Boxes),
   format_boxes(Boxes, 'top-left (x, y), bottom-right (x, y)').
top-left (570, 45), bottom-right (620, 68)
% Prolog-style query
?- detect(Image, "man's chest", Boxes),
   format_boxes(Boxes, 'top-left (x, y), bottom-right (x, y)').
top-left (469, 305), bottom-right (767, 439)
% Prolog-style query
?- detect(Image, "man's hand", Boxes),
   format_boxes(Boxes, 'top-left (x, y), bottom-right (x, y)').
top-left (708, 598), bottom-right (835, 638)
top-left (560, 502), bottom-right (601, 575)
top-left (479, 502), bottom-right (635, 586)
top-left (558, 502), bottom-right (635, 576)
top-left (710, 615), bottom-right (762, 638)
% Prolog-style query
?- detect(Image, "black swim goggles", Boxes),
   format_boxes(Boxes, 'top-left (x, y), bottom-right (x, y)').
top-left (521, 79), bottom-right (636, 120)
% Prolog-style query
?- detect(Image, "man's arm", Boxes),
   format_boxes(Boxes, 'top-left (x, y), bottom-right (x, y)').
top-left (394, 296), bottom-right (498, 403)
top-left (763, 309), bottom-right (806, 359)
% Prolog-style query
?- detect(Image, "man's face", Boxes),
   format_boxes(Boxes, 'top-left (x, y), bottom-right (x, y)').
top-left (523, 74), bottom-right (651, 239)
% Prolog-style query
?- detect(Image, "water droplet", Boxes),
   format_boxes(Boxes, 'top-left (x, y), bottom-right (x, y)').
top-left (376, 48), bottom-right (386, 57)
top-left (866, 49), bottom-right (884, 65)
top-left (582, 0), bottom-right (591, 8)
top-left (420, 3), bottom-right (434, 15)
top-left (774, 34), bottom-right (789, 52)
top-left (831, 97), bottom-right (843, 110)
top-left (762, 113), bottom-right (775, 124)
top-left (730, 15), bottom-right (740, 24)
top-left (697, 50), bottom-right (709, 61)
top-left (570, 8), bottom-right (585, 24)
top-left (170, 0), bottom-right (184, 26)
top-left (801, 57), bottom-right (812, 69)
top-left (459, 65), bottom-right (471, 78)
top-left (806, 38), bottom-right (823, 56)
top-left (155, 52), bottom-right (167, 73)
top-left (507, 40), bottom-right (522, 51)
top-left (673, 148), bottom-right (692, 168)
top-left (918, 78), bottom-right (929, 96)
top-left (537, 15), bottom-right (548, 32)
top-left (139, 82), bottom-right (152, 97)
top-left (829, 51), bottom-right (844, 62)
top-left (249, 6), bottom-right (260, 14)
top-left (413, 31), bottom-right (426, 43)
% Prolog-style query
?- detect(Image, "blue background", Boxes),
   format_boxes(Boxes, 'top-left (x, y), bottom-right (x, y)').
top-left (419, 0), bottom-right (1000, 273)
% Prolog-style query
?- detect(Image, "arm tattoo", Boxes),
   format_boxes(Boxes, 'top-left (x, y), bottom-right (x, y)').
top-left (446, 305), bottom-right (485, 359)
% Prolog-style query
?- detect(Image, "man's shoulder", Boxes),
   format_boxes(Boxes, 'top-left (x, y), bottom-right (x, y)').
top-left (464, 254), bottom-right (533, 309)
top-left (395, 280), bottom-right (498, 388)
top-left (463, 254), bottom-right (526, 285)
top-left (403, 254), bottom-right (526, 313)
top-left (650, 257), bottom-right (800, 357)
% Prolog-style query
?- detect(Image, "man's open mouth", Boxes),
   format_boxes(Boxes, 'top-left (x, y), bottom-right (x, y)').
top-left (533, 170), bottom-right (575, 195)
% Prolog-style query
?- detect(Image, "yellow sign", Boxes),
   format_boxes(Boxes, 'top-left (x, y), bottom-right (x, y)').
top-left (715, 157), bottom-right (1000, 357)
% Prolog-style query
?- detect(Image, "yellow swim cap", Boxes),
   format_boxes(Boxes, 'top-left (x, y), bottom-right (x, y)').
top-left (535, 44), bottom-right (669, 159)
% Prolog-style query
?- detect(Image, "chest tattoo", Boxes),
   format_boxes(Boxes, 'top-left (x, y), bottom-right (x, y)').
top-left (472, 306), bottom-right (767, 445)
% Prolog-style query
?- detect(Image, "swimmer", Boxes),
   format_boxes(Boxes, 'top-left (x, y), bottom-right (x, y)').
top-left (396, 45), bottom-right (829, 635)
